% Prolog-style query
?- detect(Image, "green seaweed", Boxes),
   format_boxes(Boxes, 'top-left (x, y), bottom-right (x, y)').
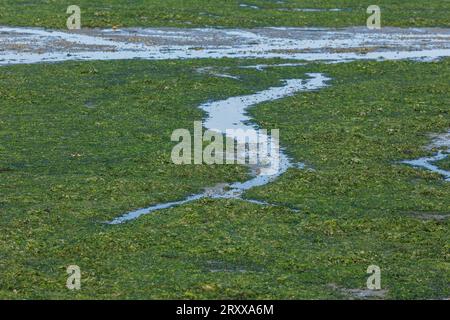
top-left (0, 58), bottom-right (449, 299)
top-left (0, 0), bottom-right (449, 29)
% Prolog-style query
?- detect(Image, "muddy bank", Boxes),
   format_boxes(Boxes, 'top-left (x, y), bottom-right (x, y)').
top-left (1, 26), bottom-right (450, 65)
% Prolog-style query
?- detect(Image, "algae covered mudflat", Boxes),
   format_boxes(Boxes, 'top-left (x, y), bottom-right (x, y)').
top-left (1, 58), bottom-right (449, 299)
top-left (0, 0), bottom-right (449, 300)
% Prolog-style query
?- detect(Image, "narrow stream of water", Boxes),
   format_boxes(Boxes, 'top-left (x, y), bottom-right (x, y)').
top-left (401, 131), bottom-right (450, 181)
top-left (109, 73), bottom-right (329, 224)
top-left (402, 152), bottom-right (450, 181)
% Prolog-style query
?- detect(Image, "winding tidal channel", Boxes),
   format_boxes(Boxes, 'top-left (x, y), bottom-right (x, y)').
top-left (1, 26), bottom-right (449, 223)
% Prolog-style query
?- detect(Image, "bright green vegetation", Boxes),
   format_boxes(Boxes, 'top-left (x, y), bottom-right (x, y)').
top-left (0, 0), bottom-right (449, 29)
top-left (436, 156), bottom-right (450, 171)
top-left (0, 58), bottom-right (449, 299)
